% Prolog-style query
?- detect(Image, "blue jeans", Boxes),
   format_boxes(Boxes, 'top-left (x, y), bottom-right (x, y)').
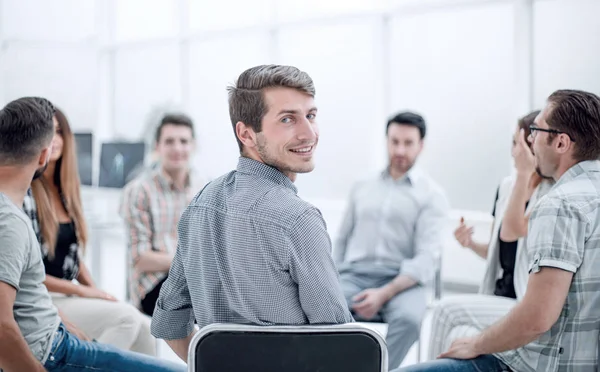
top-left (392, 355), bottom-right (511, 372)
top-left (44, 323), bottom-right (186, 372)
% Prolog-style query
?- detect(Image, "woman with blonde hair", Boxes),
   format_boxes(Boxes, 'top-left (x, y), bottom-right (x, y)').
top-left (22, 107), bottom-right (156, 356)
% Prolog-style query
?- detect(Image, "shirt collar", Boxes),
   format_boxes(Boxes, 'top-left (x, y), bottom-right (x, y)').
top-left (153, 167), bottom-right (190, 192)
top-left (381, 166), bottom-right (422, 186)
top-left (237, 157), bottom-right (298, 194)
top-left (554, 160), bottom-right (600, 187)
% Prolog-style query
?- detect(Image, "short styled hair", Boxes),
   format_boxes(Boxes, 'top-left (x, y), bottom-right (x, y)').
top-left (546, 89), bottom-right (600, 161)
top-left (227, 65), bottom-right (315, 152)
top-left (155, 113), bottom-right (195, 144)
top-left (0, 97), bottom-right (55, 165)
top-left (386, 111), bottom-right (427, 139)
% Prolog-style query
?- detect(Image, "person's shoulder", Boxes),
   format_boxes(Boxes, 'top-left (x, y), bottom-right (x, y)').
top-left (360, 170), bottom-right (387, 185)
top-left (414, 169), bottom-right (448, 201)
top-left (493, 174), bottom-right (517, 199)
top-left (128, 169), bottom-right (157, 188)
top-left (541, 176), bottom-right (598, 217)
top-left (123, 170), bottom-right (158, 197)
top-left (254, 186), bottom-right (320, 228)
top-left (0, 203), bottom-right (34, 281)
top-left (542, 176), bottom-right (580, 205)
top-left (0, 201), bottom-right (32, 239)
top-left (348, 172), bottom-right (386, 195)
top-left (532, 183), bottom-right (586, 221)
top-left (188, 172), bottom-right (232, 206)
top-left (264, 184), bottom-right (312, 208)
top-left (286, 198), bottom-right (325, 231)
top-left (559, 170), bottom-right (599, 197)
top-left (499, 174), bottom-right (516, 189)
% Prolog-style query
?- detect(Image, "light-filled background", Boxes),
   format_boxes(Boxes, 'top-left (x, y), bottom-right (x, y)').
top-left (1, 0), bottom-right (599, 289)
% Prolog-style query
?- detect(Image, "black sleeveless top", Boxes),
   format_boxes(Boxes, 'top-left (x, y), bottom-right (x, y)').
top-left (43, 222), bottom-right (80, 281)
top-left (491, 188), bottom-right (529, 299)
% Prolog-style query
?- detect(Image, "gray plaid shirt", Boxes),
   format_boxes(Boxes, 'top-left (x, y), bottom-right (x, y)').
top-left (496, 160), bottom-right (600, 372)
top-left (151, 157), bottom-right (353, 340)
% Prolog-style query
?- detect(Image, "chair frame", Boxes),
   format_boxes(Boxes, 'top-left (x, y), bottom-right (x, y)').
top-left (416, 252), bottom-right (443, 361)
top-left (187, 322), bottom-right (389, 372)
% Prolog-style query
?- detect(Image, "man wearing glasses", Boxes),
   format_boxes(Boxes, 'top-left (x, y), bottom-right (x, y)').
top-left (529, 123), bottom-right (577, 142)
top-left (396, 89), bottom-right (600, 372)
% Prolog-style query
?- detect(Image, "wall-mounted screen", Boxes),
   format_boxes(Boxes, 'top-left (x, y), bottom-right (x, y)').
top-left (99, 142), bottom-right (145, 188)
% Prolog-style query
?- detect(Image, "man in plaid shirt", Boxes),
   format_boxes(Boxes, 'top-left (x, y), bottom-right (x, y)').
top-left (397, 89), bottom-right (600, 372)
top-left (120, 114), bottom-right (204, 316)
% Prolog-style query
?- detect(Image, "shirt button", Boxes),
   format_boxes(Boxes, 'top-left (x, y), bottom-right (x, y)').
top-left (50, 356), bottom-right (55, 361)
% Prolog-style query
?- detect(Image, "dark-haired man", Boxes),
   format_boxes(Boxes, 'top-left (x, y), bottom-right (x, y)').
top-left (334, 111), bottom-right (449, 369)
top-left (121, 113), bottom-right (205, 316)
top-left (150, 65), bottom-right (353, 361)
top-left (396, 90), bottom-right (600, 372)
top-left (0, 97), bottom-right (184, 372)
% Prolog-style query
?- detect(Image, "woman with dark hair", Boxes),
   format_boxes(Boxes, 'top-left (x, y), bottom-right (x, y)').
top-left (424, 110), bottom-right (554, 360)
top-left (22, 107), bottom-right (156, 356)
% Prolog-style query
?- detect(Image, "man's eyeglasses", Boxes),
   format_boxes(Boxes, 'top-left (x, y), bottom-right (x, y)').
top-left (529, 125), bottom-right (575, 142)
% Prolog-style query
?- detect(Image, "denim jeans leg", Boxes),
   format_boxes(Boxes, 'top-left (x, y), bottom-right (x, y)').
top-left (392, 354), bottom-right (510, 372)
top-left (44, 324), bottom-right (186, 372)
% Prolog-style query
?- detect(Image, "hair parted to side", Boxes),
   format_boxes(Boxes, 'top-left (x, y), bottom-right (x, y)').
top-left (31, 107), bottom-right (88, 258)
top-left (546, 89), bottom-right (600, 161)
top-left (0, 97), bottom-right (55, 165)
top-left (227, 65), bottom-right (315, 152)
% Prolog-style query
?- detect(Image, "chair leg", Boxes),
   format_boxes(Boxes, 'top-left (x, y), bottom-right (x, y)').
top-left (414, 255), bottom-right (441, 364)
top-left (415, 312), bottom-right (426, 363)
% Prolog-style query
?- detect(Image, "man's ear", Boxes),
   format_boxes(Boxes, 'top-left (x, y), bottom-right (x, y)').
top-left (555, 134), bottom-right (573, 155)
top-left (236, 121), bottom-right (257, 149)
top-left (38, 146), bottom-right (51, 167)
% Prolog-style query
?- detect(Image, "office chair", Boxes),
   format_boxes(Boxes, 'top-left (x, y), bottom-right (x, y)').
top-left (188, 323), bottom-right (388, 372)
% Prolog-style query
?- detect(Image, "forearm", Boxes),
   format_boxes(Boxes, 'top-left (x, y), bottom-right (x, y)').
top-left (381, 274), bottom-right (418, 299)
top-left (398, 246), bottom-right (438, 288)
top-left (0, 320), bottom-right (47, 372)
top-left (474, 302), bottom-right (544, 355)
top-left (500, 174), bottom-right (530, 241)
top-left (469, 241), bottom-right (489, 259)
top-left (44, 275), bottom-right (83, 296)
top-left (76, 261), bottom-right (95, 287)
top-left (135, 251), bottom-right (174, 273)
top-left (166, 330), bottom-right (196, 362)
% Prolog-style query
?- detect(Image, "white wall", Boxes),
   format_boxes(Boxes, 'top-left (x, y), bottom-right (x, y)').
top-left (1, 0), bottom-right (523, 208)
top-left (2, 0), bottom-right (599, 287)
top-left (532, 0), bottom-right (600, 107)
top-left (389, 2), bottom-right (515, 211)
